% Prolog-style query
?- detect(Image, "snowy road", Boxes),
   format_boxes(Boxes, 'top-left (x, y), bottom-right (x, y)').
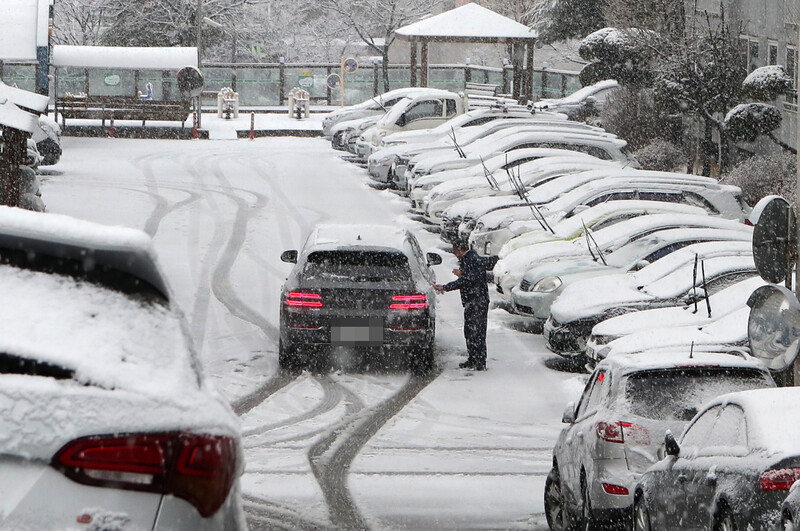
top-left (43, 136), bottom-right (588, 530)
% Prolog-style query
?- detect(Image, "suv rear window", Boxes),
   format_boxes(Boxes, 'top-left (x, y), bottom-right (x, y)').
top-left (303, 251), bottom-right (411, 282)
top-left (624, 367), bottom-right (772, 421)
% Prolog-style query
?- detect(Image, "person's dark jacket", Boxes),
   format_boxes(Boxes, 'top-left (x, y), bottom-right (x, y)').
top-left (443, 249), bottom-right (495, 305)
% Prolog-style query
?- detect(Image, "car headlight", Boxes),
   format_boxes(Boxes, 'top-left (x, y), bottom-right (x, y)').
top-left (532, 276), bottom-right (562, 293)
top-left (484, 241), bottom-right (492, 255)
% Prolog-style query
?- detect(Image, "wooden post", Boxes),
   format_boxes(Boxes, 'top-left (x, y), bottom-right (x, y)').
top-left (464, 59), bottom-right (472, 84)
top-left (525, 41), bottom-right (535, 104)
top-left (502, 59), bottom-right (510, 95)
top-left (421, 41), bottom-right (429, 88)
top-left (326, 65), bottom-right (332, 105)
top-left (373, 59), bottom-right (380, 96)
top-left (278, 57), bottom-right (285, 105)
top-left (410, 42), bottom-right (418, 87)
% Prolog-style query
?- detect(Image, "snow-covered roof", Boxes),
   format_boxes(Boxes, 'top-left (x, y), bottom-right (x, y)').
top-left (0, 97), bottom-right (38, 133)
top-left (52, 45), bottom-right (198, 70)
top-left (396, 3), bottom-right (537, 42)
top-left (0, 0), bottom-right (41, 61)
top-left (0, 81), bottom-right (49, 113)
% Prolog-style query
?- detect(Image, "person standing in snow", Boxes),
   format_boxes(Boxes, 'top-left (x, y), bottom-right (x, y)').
top-left (433, 241), bottom-right (494, 370)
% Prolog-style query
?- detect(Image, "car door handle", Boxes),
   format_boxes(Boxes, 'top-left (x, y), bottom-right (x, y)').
top-left (677, 474), bottom-right (688, 483)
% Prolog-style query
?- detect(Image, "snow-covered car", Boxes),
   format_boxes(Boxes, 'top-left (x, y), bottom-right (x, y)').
top-left (544, 252), bottom-right (758, 356)
top-left (408, 147), bottom-right (595, 211)
top-left (322, 87), bottom-right (436, 138)
top-left (633, 387), bottom-right (800, 530)
top-left (32, 114), bottom-right (62, 166)
top-left (359, 90), bottom-right (469, 152)
top-left (405, 129), bottom-right (634, 182)
top-left (535, 79), bottom-right (620, 119)
top-left (369, 116), bottom-right (604, 186)
top-left (330, 115), bottom-right (379, 151)
top-left (491, 201), bottom-right (710, 260)
top-left (781, 481), bottom-right (800, 531)
top-left (425, 157), bottom-right (619, 228)
top-left (586, 275), bottom-right (766, 360)
top-left (0, 206), bottom-right (243, 530)
top-left (279, 224), bottom-right (441, 372)
top-left (545, 350), bottom-right (774, 531)
top-left (472, 198), bottom-right (713, 258)
top-left (491, 175), bottom-right (750, 296)
top-left (508, 221), bottom-right (752, 324)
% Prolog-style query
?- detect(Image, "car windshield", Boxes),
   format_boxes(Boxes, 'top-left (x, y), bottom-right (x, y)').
top-left (624, 368), bottom-right (773, 421)
top-left (303, 250), bottom-right (412, 282)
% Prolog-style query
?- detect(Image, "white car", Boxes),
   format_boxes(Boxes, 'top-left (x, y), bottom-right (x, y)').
top-left (535, 79), bottom-right (620, 118)
top-left (586, 275), bottom-right (766, 359)
top-left (330, 115), bottom-right (379, 151)
top-left (0, 207), bottom-right (243, 530)
top-left (544, 253), bottom-right (758, 356)
top-left (508, 221), bottom-right (752, 324)
top-left (472, 200), bottom-right (711, 258)
top-left (546, 350), bottom-right (774, 530)
top-left (405, 129), bottom-right (634, 181)
top-left (322, 87), bottom-right (437, 137)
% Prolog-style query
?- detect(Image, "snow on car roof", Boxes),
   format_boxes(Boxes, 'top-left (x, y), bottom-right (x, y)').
top-left (710, 387), bottom-right (800, 455)
top-left (599, 350), bottom-right (765, 374)
top-left (0, 206), bottom-right (168, 297)
top-left (631, 240), bottom-right (753, 286)
top-left (0, 80), bottom-right (49, 113)
top-left (537, 80), bottom-right (620, 106)
top-left (0, 95), bottom-right (38, 133)
top-left (308, 224), bottom-right (409, 251)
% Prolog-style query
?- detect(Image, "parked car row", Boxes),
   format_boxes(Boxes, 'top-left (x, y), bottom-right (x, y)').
top-left (330, 88), bottom-right (798, 531)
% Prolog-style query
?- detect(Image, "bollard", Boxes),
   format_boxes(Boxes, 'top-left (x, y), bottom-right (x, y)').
top-left (250, 112), bottom-right (255, 140)
top-left (109, 117), bottom-right (115, 138)
top-left (192, 112), bottom-right (198, 140)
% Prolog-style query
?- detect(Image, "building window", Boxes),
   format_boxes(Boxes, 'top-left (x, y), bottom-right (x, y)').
top-left (786, 45), bottom-right (798, 110)
top-left (740, 35), bottom-right (760, 72)
top-left (769, 41), bottom-right (778, 65)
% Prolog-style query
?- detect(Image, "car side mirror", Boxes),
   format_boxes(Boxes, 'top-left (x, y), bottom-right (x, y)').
top-left (396, 114), bottom-right (407, 127)
top-left (664, 431), bottom-right (680, 457)
top-left (562, 402), bottom-right (576, 424)
top-left (632, 260), bottom-right (650, 271)
top-left (281, 250), bottom-right (298, 264)
top-left (426, 252), bottom-right (442, 266)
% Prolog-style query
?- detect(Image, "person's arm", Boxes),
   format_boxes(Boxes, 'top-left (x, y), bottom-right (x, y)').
top-left (443, 252), bottom-right (483, 291)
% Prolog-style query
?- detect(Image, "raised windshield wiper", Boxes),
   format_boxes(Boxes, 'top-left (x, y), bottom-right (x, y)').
top-left (0, 352), bottom-right (75, 380)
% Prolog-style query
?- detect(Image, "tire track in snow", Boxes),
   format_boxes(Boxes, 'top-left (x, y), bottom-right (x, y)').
top-left (242, 493), bottom-right (332, 531)
top-left (308, 371), bottom-right (440, 530)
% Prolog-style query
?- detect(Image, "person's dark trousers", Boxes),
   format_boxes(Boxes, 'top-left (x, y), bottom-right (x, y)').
top-left (464, 299), bottom-right (489, 368)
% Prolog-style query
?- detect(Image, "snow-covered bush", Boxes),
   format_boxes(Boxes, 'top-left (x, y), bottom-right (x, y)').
top-left (634, 139), bottom-right (685, 171)
top-left (578, 27), bottom-right (654, 87)
top-left (600, 87), bottom-right (674, 150)
top-left (741, 65), bottom-right (793, 101)
top-left (724, 103), bottom-right (782, 143)
top-left (721, 152), bottom-right (796, 208)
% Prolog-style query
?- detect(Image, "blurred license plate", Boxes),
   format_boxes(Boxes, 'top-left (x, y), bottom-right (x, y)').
top-left (331, 318), bottom-right (383, 346)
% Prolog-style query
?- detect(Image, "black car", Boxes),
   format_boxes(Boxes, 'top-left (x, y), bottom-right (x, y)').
top-left (279, 224), bottom-right (441, 372)
top-left (633, 387), bottom-right (800, 530)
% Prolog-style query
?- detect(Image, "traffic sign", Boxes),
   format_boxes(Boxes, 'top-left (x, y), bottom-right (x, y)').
top-left (752, 195), bottom-right (797, 284)
top-left (343, 58), bottom-right (358, 74)
top-left (747, 284), bottom-right (800, 372)
top-left (326, 74), bottom-right (341, 90)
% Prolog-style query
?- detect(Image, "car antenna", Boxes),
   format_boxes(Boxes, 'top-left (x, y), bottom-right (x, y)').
top-left (689, 341), bottom-right (694, 359)
top-left (701, 258), bottom-right (711, 318)
top-left (357, 235), bottom-right (362, 240)
top-left (691, 253), bottom-right (699, 314)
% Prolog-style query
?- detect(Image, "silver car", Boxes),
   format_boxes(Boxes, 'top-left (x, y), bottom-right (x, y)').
top-left (545, 351), bottom-right (774, 530)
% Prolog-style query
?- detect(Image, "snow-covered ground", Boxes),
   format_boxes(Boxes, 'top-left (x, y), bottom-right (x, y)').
top-left (42, 136), bottom-right (587, 529)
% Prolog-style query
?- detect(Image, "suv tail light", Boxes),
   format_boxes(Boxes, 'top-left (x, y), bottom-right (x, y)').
top-left (596, 421), bottom-right (650, 445)
top-left (53, 432), bottom-right (237, 517)
top-left (760, 468), bottom-right (800, 491)
top-left (285, 292), bottom-right (323, 308)
top-left (390, 294), bottom-right (428, 309)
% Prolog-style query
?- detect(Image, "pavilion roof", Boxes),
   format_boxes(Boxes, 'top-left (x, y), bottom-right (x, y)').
top-left (396, 3), bottom-right (537, 43)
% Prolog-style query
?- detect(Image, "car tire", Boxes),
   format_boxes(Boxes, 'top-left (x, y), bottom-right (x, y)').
top-left (409, 341), bottom-right (435, 374)
top-left (278, 339), bottom-right (302, 372)
top-left (783, 511), bottom-right (795, 531)
top-left (544, 467), bottom-right (569, 531)
top-left (713, 505), bottom-right (737, 531)
top-left (580, 475), bottom-right (598, 531)
top-left (633, 494), bottom-right (651, 531)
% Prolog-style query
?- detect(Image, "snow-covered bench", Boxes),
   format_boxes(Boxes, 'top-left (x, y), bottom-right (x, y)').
top-left (56, 95), bottom-right (191, 127)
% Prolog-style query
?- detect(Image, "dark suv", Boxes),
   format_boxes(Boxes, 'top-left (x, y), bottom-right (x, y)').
top-left (279, 224), bottom-right (441, 372)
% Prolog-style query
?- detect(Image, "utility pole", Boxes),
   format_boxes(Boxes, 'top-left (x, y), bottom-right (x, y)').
top-left (196, 0), bottom-right (203, 64)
